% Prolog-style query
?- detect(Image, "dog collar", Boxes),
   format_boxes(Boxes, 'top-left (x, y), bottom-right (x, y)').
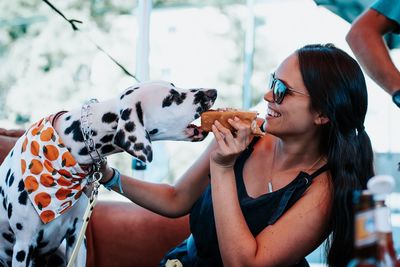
top-left (80, 99), bottom-right (107, 182)
top-left (21, 116), bottom-right (88, 224)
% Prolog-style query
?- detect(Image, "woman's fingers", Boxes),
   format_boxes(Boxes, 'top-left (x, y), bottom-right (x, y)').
top-left (214, 120), bottom-right (232, 135)
top-left (211, 124), bottom-right (230, 152)
top-left (212, 118), bottom-right (251, 152)
top-left (228, 117), bottom-right (251, 138)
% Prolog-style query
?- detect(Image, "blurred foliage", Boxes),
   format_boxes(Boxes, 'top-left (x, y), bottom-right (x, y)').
top-left (0, 0), bottom-right (251, 124)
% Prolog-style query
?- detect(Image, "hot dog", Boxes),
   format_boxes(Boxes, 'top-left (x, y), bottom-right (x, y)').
top-left (201, 108), bottom-right (265, 136)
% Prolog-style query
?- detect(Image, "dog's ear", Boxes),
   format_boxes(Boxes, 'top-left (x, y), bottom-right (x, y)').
top-left (113, 102), bottom-right (153, 163)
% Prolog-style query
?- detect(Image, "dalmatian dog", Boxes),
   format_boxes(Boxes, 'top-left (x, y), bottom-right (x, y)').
top-left (0, 80), bottom-right (217, 267)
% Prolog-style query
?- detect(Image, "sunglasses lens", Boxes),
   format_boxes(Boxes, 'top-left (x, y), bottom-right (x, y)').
top-left (273, 80), bottom-right (287, 104)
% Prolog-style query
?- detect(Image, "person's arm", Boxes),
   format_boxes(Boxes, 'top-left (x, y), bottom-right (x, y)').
top-left (346, 9), bottom-right (400, 96)
top-left (210, 120), bottom-right (332, 266)
top-left (100, 140), bottom-right (218, 218)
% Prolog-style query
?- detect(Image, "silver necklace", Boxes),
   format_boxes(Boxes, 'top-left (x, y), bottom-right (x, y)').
top-left (267, 144), bottom-right (323, 193)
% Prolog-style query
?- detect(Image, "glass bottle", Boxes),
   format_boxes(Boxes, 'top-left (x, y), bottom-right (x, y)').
top-left (375, 198), bottom-right (399, 266)
top-left (367, 174), bottom-right (399, 266)
top-left (347, 190), bottom-right (379, 267)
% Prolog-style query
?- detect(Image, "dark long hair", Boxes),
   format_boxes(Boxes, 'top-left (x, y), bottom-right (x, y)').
top-left (297, 44), bottom-right (374, 267)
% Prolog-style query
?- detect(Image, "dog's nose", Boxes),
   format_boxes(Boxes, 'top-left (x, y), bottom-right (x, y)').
top-left (205, 89), bottom-right (217, 102)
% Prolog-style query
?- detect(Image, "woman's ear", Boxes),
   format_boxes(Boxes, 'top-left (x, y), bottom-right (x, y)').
top-left (314, 113), bottom-right (330, 126)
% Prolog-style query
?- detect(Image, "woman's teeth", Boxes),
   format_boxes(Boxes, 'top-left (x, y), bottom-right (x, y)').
top-left (268, 109), bottom-right (281, 118)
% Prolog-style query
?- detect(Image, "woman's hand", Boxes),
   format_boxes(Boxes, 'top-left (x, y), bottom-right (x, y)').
top-left (99, 161), bottom-right (115, 184)
top-left (210, 117), bottom-right (253, 168)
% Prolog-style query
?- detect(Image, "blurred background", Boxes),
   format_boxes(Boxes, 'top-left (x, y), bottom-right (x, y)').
top-left (1, 0), bottom-right (400, 265)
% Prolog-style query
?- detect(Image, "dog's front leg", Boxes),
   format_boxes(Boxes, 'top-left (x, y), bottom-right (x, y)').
top-left (11, 240), bottom-right (34, 267)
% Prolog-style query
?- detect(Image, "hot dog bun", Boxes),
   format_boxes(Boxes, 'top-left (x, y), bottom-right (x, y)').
top-left (201, 108), bottom-right (265, 136)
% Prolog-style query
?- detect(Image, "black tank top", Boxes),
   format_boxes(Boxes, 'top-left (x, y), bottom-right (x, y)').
top-left (160, 137), bottom-right (329, 267)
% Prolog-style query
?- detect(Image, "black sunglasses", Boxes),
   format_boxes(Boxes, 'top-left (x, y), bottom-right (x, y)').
top-left (268, 73), bottom-right (309, 104)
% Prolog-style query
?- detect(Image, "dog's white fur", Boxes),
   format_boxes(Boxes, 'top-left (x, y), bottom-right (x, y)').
top-left (0, 80), bottom-right (217, 267)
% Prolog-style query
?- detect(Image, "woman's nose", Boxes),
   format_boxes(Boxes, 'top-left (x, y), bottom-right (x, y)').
top-left (264, 90), bottom-right (274, 103)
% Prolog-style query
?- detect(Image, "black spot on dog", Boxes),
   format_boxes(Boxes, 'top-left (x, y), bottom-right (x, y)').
top-left (5, 249), bottom-right (12, 256)
top-left (36, 229), bottom-right (49, 249)
top-left (149, 129), bottom-right (158, 135)
top-left (193, 90), bottom-right (215, 114)
top-left (136, 102), bottom-right (144, 126)
top-left (8, 173), bottom-right (14, 187)
top-left (78, 147), bottom-right (89, 156)
top-left (65, 115), bottom-right (71, 121)
top-left (125, 89), bottom-right (134, 95)
top-left (115, 130), bottom-right (126, 145)
top-left (5, 169), bottom-right (11, 187)
top-left (7, 203), bottom-right (12, 219)
top-left (37, 230), bottom-right (44, 242)
top-left (114, 130), bottom-right (131, 151)
top-left (100, 134), bottom-right (114, 143)
top-left (18, 191), bottom-right (28, 205)
top-left (16, 250), bottom-right (26, 262)
top-left (138, 155), bottom-right (146, 162)
top-left (145, 145), bottom-right (153, 162)
top-left (2, 197), bottom-right (6, 210)
top-left (10, 150), bottom-right (13, 157)
top-left (120, 87), bottom-right (139, 100)
top-left (125, 122), bottom-right (135, 132)
top-left (170, 83), bottom-right (175, 87)
top-left (101, 145), bottom-right (115, 154)
top-left (16, 223), bottom-right (23, 230)
top-left (65, 218), bottom-right (78, 247)
top-left (64, 120), bottom-right (84, 142)
top-left (190, 89), bottom-right (198, 92)
top-left (0, 186), bottom-right (3, 197)
top-left (162, 89), bottom-right (187, 107)
top-left (145, 131), bottom-right (151, 143)
top-left (2, 232), bottom-right (14, 243)
top-left (67, 235), bottom-right (76, 247)
top-left (95, 143), bottom-right (102, 149)
top-left (120, 108), bottom-right (132, 121)
top-left (112, 125), bottom-right (118, 130)
top-left (133, 143), bottom-right (144, 151)
top-left (26, 245), bottom-right (34, 267)
top-left (102, 112), bottom-right (118, 123)
top-left (18, 180), bottom-right (24, 192)
top-left (194, 113), bottom-right (200, 119)
top-left (128, 135), bottom-right (137, 143)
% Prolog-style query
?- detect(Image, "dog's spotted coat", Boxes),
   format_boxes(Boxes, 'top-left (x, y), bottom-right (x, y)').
top-left (0, 81), bottom-right (217, 267)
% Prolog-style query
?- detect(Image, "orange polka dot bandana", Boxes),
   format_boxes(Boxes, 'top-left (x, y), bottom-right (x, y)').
top-left (20, 116), bottom-right (87, 224)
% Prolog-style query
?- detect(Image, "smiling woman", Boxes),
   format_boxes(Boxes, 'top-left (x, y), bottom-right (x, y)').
top-left (96, 43), bottom-right (374, 267)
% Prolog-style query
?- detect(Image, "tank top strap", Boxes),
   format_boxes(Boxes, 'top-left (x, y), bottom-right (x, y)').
top-left (308, 163), bottom-right (329, 180)
top-left (248, 136), bottom-right (260, 149)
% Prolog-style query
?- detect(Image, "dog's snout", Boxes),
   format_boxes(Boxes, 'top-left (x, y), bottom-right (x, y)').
top-left (205, 89), bottom-right (217, 102)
